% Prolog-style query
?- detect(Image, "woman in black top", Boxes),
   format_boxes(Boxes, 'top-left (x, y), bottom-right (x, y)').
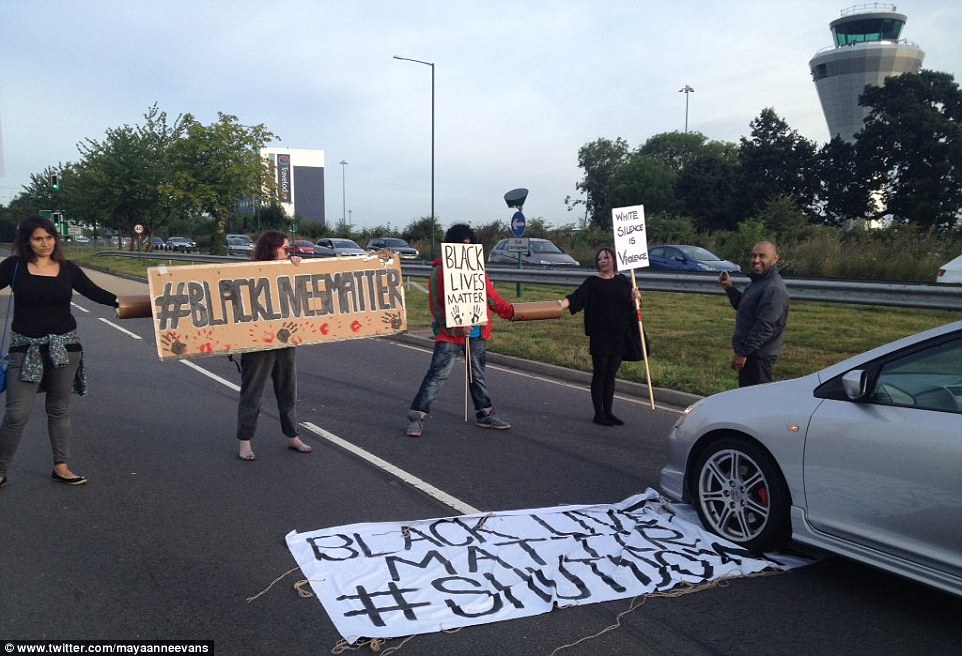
top-left (0, 215), bottom-right (118, 488)
top-left (561, 247), bottom-right (644, 426)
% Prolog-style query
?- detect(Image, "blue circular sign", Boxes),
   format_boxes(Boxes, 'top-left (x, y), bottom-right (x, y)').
top-left (510, 211), bottom-right (526, 237)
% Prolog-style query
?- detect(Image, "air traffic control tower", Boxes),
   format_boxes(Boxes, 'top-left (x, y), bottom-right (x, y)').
top-left (809, 5), bottom-right (924, 142)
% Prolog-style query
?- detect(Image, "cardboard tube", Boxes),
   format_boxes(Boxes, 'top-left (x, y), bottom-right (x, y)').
top-left (511, 301), bottom-right (564, 321)
top-left (117, 294), bottom-right (152, 319)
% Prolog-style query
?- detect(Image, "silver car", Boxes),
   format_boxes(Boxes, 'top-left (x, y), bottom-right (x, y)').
top-left (487, 238), bottom-right (580, 267)
top-left (315, 237), bottom-right (366, 258)
top-left (660, 320), bottom-right (962, 596)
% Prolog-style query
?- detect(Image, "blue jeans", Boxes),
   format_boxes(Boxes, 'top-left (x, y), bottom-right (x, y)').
top-left (410, 338), bottom-right (492, 418)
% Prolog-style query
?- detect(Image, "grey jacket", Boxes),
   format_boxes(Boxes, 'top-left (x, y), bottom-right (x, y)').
top-left (725, 266), bottom-right (789, 362)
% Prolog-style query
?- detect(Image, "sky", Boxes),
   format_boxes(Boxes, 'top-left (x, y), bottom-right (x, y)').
top-left (1, 1), bottom-right (960, 230)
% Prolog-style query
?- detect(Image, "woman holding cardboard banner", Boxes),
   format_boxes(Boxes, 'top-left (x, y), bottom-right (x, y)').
top-left (235, 231), bottom-right (313, 461)
top-left (560, 247), bottom-right (645, 426)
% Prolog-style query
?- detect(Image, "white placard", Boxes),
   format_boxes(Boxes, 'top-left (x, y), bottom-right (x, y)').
top-left (612, 204), bottom-right (649, 271)
top-left (441, 242), bottom-right (487, 329)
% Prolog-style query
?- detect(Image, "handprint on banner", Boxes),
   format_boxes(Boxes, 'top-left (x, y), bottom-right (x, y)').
top-left (382, 312), bottom-right (403, 331)
top-left (276, 321), bottom-right (299, 343)
top-left (470, 304), bottom-right (483, 324)
top-left (160, 331), bottom-right (188, 356)
top-left (249, 328), bottom-right (276, 344)
top-left (451, 306), bottom-right (463, 326)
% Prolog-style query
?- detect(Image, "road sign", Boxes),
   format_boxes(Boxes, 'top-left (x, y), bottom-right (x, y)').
top-left (134, 224), bottom-right (144, 235)
top-left (510, 211), bottom-right (526, 237)
top-left (506, 237), bottom-right (529, 253)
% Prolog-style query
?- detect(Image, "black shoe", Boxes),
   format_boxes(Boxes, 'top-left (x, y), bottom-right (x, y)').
top-left (593, 414), bottom-right (614, 426)
top-left (0, 475), bottom-right (7, 488)
top-left (51, 470), bottom-right (87, 486)
top-left (606, 414), bottom-right (625, 426)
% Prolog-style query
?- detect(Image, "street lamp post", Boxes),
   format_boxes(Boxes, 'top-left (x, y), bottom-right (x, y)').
top-left (679, 85), bottom-right (694, 133)
top-left (393, 55), bottom-right (435, 259)
top-left (339, 160), bottom-right (348, 225)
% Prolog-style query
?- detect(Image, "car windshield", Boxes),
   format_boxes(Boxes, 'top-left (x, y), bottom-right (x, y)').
top-left (333, 239), bottom-right (361, 249)
top-left (677, 246), bottom-right (721, 261)
top-left (382, 238), bottom-right (409, 248)
top-left (530, 240), bottom-right (564, 254)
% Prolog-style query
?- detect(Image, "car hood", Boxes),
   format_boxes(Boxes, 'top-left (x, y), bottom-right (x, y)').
top-left (530, 254), bottom-right (579, 266)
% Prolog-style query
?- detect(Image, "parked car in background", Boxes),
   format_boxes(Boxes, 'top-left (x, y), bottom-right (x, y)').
top-left (487, 238), bottom-right (580, 267)
top-left (365, 237), bottom-right (419, 260)
top-left (647, 245), bottom-right (740, 273)
top-left (660, 319), bottom-right (962, 596)
top-left (72, 235), bottom-right (91, 245)
top-left (936, 254), bottom-right (962, 284)
top-left (165, 236), bottom-right (196, 253)
top-left (290, 240), bottom-right (318, 257)
top-left (110, 236), bottom-right (133, 249)
top-left (226, 235), bottom-right (254, 257)
top-left (315, 237), bottom-right (367, 258)
top-left (150, 237), bottom-right (165, 250)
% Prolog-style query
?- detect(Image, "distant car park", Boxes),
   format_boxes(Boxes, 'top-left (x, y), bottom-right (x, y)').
top-left (487, 238), bottom-right (580, 267)
top-left (646, 244), bottom-right (741, 273)
top-left (936, 254), bottom-right (962, 284)
top-left (226, 235), bottom-right (254, 257)
top-left (150, 237), bottom-right (165, 250)
top-left (315, 237), bottom-right (367, 258)
top-left (72, 235), bottom-right (91, 244)
top-left (165, 236), bottom-right (196, 253)
top-left (365, 237), bottom-right (419, 260)
top-left (290, 240), bottom-right (318, 257)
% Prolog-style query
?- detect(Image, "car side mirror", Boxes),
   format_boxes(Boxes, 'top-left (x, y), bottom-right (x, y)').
top-left (841, 369), bottom-right (868, 400)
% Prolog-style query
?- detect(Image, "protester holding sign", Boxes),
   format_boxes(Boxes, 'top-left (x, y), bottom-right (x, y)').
top-left (406, 224), bottom-right (515, 438)
top-left (560, 247), bottom-right (644, 426)
top-left (0, 215), bottom-right (120, 487)
top-left (235, 231), bottom-right (313, 461)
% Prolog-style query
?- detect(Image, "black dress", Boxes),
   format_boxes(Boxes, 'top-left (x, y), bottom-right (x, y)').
top-left (566, 274), bottom-right (644, 361)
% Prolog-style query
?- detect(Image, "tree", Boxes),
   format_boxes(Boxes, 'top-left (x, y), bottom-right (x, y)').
top-left (637, 131), bottom-right (711, 174)
top-left (812, 136), bottom-right (872, 227)
top-left (569, 137), bottom-right (630, 229)
top-left (857, 70), bottom-right (962, 231)
top-left (603, 154), bottom-right (677, 228)
top-left (675, 142), bottom-right (741, 231)
top-left (170, 113), bottom-right (277, 252)
top-left (738, 108), bottom-right (818, 218)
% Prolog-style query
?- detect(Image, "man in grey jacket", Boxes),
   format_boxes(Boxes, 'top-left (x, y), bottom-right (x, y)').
top-left (718, 241), bottom-right (789, 386)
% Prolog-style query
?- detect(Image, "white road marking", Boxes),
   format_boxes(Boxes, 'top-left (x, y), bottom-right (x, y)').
top-left (300, 421), bottom-right (480, 515)
top-left (179, 359), bottom-right (240, 392)
top-left (98, 317), bottom-right (143, 339)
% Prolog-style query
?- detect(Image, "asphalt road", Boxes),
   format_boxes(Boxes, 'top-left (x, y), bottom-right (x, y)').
top-left (0, 270), bottom-right (959, 656)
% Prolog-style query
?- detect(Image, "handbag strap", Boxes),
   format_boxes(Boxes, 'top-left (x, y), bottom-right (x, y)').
top-left (2, 260), bottom-right (19, 352)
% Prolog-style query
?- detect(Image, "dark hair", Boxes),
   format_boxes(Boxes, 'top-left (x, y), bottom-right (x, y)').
top-left (443, 223), bottom-right (477, 244)
top-left (253, 230), bottom-right (288, 261)
top-left (15, 215), bottom-right (65, 263)
top-left (594, 246), bottom-right (616, 271)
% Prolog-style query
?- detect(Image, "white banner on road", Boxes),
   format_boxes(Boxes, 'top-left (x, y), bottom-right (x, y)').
top-left (286, 489), bottom-right (781, 644)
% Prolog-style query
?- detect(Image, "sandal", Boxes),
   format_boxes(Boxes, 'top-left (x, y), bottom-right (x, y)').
top-left (238, 450), bottom-right (256, 461)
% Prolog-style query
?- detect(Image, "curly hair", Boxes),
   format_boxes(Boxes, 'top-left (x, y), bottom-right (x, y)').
top-left (252, 230), bottom-right (288, 262)
top-left (443, 223), bottom-right (477, 244)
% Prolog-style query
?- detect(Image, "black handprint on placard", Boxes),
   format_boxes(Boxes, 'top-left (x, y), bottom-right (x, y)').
top-left (160, 331), bottom-right (188, 356)
top-left (452, 306), bottom-right (463, 325)
top-left (470, 304), bottom-right (483, 324)
top-left (276, 321), bottom-right (298, 343)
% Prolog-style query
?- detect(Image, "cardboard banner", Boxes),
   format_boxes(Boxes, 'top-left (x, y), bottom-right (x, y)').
top-left (285, 489), bottom-right (783, 645)
top-left (146, 254), bottom-right (406, 360)
top-left (511, 300), bottom-right (563, 321)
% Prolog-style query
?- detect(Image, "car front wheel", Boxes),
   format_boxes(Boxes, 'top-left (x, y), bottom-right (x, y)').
top-left (691, 437), bottom-right (790, 552)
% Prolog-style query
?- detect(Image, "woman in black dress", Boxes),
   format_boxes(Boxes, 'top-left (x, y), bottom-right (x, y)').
top-left (560, 247), bottom-right (644, 425)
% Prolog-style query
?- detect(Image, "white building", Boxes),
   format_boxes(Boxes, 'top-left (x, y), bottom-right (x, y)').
top-left (260, 147), bottom-right (326, 224)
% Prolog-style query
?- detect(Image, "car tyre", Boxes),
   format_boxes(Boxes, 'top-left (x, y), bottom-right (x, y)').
top-left (691, 437), bottom-right (790, 552)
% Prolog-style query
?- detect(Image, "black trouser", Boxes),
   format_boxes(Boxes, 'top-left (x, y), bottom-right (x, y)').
top-left (738, 354), bottom-right (774, 387)
top-left (590, 353), bottom-right (623, 419)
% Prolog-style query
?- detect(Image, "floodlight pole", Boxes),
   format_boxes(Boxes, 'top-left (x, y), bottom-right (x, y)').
top-left (394, 55), bottom-right (435, 259)
top-left (679, 85), bottom-right (694, 133)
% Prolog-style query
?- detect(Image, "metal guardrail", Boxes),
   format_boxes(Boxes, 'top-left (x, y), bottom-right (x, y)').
top-left (95, 251), bottom-right (962, 312)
